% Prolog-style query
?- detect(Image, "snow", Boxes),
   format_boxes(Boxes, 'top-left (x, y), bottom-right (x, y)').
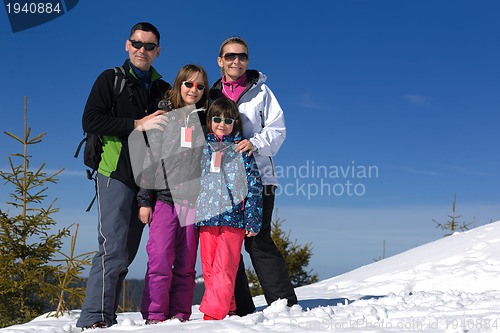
top-left (3, 222), bottom-right (500, 332)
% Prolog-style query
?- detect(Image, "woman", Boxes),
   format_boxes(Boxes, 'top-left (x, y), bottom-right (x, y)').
top-left (209, 36), bottom-right (298, 316)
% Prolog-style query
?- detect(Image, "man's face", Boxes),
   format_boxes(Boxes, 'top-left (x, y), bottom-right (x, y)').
top-left (126, 30), bottom-right (160, 71)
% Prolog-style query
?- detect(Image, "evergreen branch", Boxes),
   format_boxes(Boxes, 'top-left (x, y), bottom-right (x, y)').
top-left (27, 132), bottom-right (46, 145)
top-left (3, 131), bottom-right (23, 144)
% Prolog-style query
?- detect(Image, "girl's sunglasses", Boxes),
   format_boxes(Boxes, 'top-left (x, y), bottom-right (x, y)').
top-left (182, 81), bottom-right (205, 90)
top-left (129, 40), bottom-right (158, 51)
top-left (212, 116), bottom-right (235, 125)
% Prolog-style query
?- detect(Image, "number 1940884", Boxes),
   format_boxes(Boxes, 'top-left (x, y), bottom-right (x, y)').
top-left (5, 2), bottom-right (62, 14)
top-left (445, 318), bottom-right (498, 330)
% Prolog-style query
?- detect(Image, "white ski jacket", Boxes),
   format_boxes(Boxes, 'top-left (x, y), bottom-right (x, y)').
top-left (210, 70), bottom-right (286, 185)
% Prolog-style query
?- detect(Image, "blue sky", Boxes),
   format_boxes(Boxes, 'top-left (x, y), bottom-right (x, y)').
top-left (1, 0), bottom-right (499, 280)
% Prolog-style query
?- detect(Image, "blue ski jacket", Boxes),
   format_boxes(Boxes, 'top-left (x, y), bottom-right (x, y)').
top-left (195, 133), bottom-right (263, 233)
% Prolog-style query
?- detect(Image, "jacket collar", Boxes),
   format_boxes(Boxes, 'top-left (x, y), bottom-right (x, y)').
top-left (123, 59), bottom-right (163, 82)
top-left (209, 69), bottom-right (261, 101)
top-left (206, 133), bottom-right (242, 142)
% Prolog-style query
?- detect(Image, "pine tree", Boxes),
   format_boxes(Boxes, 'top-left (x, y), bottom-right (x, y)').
top-left (433, 194), bottom-right (475, 237)
top-left (0, 97), bottom-right (90, 327)
top-left (247, 209), bottom-right (318, 296)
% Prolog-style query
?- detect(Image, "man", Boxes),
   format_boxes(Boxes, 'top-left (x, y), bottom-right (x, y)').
top-left (76, 22), bottom-right (170, 330)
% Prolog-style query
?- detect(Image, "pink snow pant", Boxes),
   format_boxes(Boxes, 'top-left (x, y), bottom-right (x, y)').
top-left (141, 201), bottom-right (199, 321)
top-left (199, 226), bottom-right (245, 320)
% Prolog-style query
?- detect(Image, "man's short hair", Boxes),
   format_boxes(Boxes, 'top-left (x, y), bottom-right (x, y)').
top-left (130, 22), bottom-right (160, 44)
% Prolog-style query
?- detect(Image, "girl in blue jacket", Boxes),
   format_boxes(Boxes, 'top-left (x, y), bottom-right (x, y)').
top-left (195, 97), bottom-right (262, 320)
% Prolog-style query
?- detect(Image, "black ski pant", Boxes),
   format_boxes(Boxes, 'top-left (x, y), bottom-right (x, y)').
top-left (234, 185), bottom-right (298, 316)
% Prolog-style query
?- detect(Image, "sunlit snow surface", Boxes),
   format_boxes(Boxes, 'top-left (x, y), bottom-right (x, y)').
top-left (3, 222), bottom-right (500, 332)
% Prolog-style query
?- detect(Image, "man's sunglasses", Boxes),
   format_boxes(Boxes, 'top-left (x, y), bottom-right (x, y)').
top-left (182, 81), bottom-right (205, 90)
top-left (222, 53), bottom-right (248, 62)
top-left (212, 116), bottom-right (235, 125)
top-left (129, 40), bottom-right (158, 51)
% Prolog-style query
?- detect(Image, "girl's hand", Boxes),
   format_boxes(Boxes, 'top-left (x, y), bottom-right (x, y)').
top-left (235, 139), bottom-right (254, 156)
top-left (245, 230), bottom-right (257, 237)
top-left (139, 206), bottom-right (153, 224)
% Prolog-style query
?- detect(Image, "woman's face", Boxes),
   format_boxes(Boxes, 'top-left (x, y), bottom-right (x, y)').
top-left (180, 71), bottom-right (205, 106)
top-left (217, 43), bottom-right (248, 81)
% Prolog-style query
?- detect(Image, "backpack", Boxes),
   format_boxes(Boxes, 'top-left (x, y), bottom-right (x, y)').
top-left (74, 66), bottom-right (127, 211)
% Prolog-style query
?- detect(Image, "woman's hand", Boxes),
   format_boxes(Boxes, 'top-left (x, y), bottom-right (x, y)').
top-left (235, 139), bottom-right (254, 156)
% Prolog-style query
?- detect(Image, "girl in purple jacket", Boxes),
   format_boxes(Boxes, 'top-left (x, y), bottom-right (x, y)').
top-left (137, 64), bottom-right (208, 324)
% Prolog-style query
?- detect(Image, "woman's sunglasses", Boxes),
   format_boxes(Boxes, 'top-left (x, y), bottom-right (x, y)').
top-left (182, 81), bottom-right (205, 90)
top-left (212, 116), bottom-right (235, 125)
top-left (222, 53), bottom-right (248, 62)
top-left (129, 40), bottom-right (158, 51)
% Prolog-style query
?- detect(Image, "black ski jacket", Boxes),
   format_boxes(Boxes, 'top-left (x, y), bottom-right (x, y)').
top-left (82, 59), bottom-right (170, 189)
